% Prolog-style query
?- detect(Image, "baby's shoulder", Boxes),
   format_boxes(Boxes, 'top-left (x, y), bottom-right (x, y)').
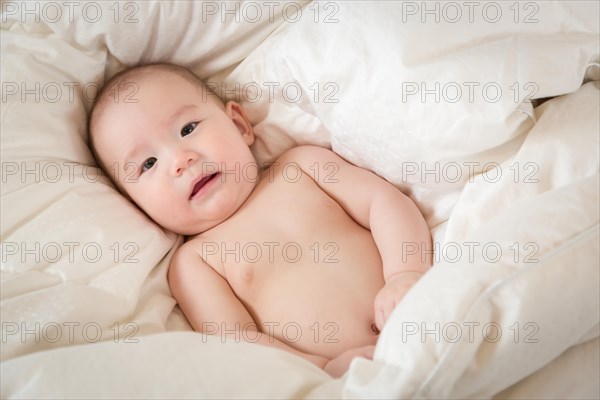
top-left (170, 235), bottom-right (227, 276)
top-left (171, 237), bottom-right (203, 263)
top-left (183, 231), bottom-right (218, 250)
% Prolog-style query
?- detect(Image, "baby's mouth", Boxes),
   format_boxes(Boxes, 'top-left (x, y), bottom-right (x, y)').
top-left (190, 173), bottom-right (219, 199)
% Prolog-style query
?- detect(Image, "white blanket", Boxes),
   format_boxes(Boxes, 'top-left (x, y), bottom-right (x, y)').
top-left (1, 1), bottom-right (599, 398)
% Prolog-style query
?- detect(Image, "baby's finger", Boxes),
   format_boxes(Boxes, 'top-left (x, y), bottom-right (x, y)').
top-left (382, 299), bottom-right (393, 327)
top-left (375, 307), bottom-right (385, 331)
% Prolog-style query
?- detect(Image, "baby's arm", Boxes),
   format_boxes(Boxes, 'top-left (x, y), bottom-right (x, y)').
top-left (283, 146), bottom-right (432, 330)
top-left (168, 242), bottom-right (329, 369)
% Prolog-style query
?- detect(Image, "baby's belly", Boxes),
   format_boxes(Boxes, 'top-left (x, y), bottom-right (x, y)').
top-left (228, 234), bottom-right (386, 359)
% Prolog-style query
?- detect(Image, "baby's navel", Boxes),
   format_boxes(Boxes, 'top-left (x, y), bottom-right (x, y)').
top-left (371, 323), bottom-right (380, 335)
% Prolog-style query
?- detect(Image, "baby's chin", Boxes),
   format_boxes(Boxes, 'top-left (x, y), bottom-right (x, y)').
top-left (161, 217), bottom-right (222, 237)
top-left (173, 226), bottom-right (206, 237)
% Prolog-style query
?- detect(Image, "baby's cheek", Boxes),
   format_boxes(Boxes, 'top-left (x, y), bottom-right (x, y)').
top-left (131, 194), bottom-right (171, 226)
top-left (153, 201), bottom-right (180, 223)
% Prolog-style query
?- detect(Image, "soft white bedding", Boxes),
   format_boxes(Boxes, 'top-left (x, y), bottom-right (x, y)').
top-left (1, 1), bottom-right (599, 398)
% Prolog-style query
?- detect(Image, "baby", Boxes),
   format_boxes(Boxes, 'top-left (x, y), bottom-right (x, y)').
top-left (88, 63), bottom-right (432, 377)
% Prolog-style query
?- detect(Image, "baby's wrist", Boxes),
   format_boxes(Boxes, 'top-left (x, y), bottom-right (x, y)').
top-left (385, 269), bottom-right (425, 282)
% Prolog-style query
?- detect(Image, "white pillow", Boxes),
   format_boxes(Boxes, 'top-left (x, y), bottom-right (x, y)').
top-left (226, 0), bottom-right (599, 227)
top-left (0, 0), bottom-right (307, 361)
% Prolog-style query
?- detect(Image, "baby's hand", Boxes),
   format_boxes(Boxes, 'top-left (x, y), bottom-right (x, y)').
top-left (324, 345), bottom-right (375, 378)
top-left (374, 271), bottom-right (424, 331)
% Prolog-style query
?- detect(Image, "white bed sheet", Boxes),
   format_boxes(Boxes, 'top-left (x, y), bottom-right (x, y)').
top-left (1, 1), bottom-right (599, 398)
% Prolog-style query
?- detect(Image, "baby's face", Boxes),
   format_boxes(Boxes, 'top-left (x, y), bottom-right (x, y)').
top-left (92, 71), bottom-right (258, 235)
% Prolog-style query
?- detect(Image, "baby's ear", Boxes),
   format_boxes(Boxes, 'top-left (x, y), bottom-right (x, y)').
top-left (225, 101), bottom-right (255, 146)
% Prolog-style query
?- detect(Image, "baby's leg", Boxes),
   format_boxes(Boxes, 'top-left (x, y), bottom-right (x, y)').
top-left (324, 345), bottom-right (375, 378)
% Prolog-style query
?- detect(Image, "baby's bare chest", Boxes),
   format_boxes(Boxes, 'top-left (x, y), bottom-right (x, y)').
top-left (193, 171), bottom-right (381, 290)
top-left (187, 171), bottom-right (386, 356)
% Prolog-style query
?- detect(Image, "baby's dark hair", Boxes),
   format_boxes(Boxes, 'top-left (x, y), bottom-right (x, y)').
top-left (87, 63), bottom-right (220, 189)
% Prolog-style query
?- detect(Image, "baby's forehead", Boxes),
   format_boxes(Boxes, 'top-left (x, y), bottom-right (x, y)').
top-left (90, 66), bottom-right (220, 140)
top-left (99, 72), bottom-right (197, 111)
top-left (112, 70), bottom-right (187, 99)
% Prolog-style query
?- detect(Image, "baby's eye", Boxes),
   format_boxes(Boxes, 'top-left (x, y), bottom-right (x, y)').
top-left (142, 157), bottom-right (157, 172)
top-left (181, 122), bottom-right (198, 137)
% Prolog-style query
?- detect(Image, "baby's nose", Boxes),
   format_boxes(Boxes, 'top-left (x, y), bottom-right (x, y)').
top-left (173, 152), bottom-right (196, 175)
